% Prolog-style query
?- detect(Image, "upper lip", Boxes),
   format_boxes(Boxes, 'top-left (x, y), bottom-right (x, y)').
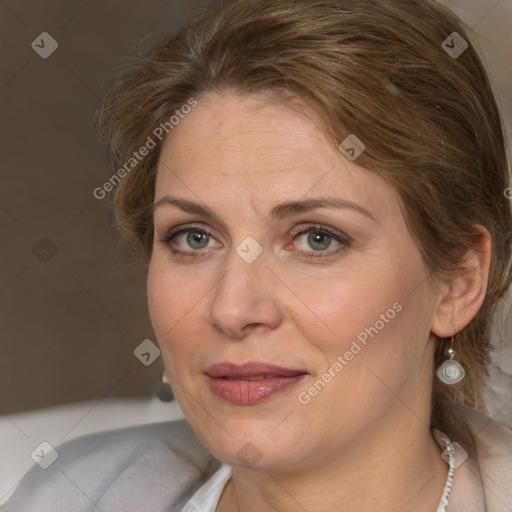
top-left (206, 362), bottom-right (308, 379)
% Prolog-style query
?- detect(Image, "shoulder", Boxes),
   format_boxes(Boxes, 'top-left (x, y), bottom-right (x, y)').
top-left (449, 404), bottom-right (512, 511)
top-left (452, 404), bottom-right (512, 462)
top-left (2, 419), bottom-right (221, 512)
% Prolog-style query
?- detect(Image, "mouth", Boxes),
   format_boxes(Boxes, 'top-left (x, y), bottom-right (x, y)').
top-left (221, 375), bottom-right (285, 381)
top-left (206, 362), bottom-right (309, 405)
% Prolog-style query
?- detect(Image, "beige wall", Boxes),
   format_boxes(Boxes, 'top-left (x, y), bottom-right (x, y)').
top-left (0, 0), bottom-right (190, 414)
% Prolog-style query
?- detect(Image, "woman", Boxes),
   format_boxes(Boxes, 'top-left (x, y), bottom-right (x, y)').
top-left (4, 0), bottom-right (512, 510)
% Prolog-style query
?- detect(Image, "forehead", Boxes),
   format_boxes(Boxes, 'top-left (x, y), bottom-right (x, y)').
top-left (155, 92), bottom-right (398, 222)
top-left (159, 92), bottom-right (333, 171)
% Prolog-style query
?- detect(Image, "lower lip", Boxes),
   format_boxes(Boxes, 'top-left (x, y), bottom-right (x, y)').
top-left (208, 374), bottom-right (308, 405)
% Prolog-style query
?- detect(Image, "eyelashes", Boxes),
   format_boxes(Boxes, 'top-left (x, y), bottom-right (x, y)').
top-left (157, 222), bottom-right (351, 260)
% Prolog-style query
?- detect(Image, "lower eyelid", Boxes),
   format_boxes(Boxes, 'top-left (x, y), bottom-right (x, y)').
top-left (292, 238), bottom-right (348, 258)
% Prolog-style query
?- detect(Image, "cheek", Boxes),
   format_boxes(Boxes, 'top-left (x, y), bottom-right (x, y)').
top-left (292, 271), bottom-right (395, 347)
top-left (147, 261), bottom-right (203, 361)
top-left (147, 262), bottom-right (172, 338)
top-left (294, 282), bottom-right (432, 429)
top-left (302, 256), bottom-right (430, 366)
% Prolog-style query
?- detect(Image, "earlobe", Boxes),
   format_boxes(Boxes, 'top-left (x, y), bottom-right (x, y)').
top-left (431, 226), bottom-right (492, 338)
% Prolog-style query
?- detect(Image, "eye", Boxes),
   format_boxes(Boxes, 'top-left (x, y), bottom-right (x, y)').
top-left (158, 224), bottom-right (220, 256)
top-left (289, 224), bottom-right (350, 258)
top-left (296, 231), bottom-right (335, 251)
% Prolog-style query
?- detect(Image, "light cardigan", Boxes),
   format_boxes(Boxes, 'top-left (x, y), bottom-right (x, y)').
top-left (3, 404), bottom-right (512, 512)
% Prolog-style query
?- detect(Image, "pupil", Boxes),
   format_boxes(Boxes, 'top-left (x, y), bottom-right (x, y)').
top-left (188, 231), bottom-right (208, 248)
top-left (308, 232), bottom-right (331, 251)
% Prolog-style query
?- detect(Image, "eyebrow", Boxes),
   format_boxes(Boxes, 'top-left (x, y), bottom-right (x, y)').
top-left (154, 196), bottom-right (376, 223)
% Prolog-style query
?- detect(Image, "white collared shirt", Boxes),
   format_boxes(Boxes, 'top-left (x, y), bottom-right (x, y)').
top-left (180, 463), bottom-right (232, 512)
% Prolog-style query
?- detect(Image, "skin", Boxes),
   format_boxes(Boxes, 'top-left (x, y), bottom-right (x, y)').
top-left (147, 92), bottom-right (491, 511)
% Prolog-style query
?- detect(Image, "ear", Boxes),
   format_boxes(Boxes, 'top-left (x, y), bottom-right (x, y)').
top-left (431, 226), bottom-right (492, 338)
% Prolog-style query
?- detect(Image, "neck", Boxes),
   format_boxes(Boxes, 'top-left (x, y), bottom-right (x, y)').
top-left (217, 406), bottom-right (448, 512)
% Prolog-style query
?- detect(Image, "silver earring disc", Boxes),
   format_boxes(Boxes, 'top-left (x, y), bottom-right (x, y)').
top-left (437, 360), bottom-right (465, 385)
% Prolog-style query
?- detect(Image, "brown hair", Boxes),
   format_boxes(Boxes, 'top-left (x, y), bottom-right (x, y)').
top-left (96, 0), bottom-right (512, 431)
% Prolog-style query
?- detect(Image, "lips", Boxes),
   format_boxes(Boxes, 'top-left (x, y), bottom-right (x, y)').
top-left (206, 362), bottom-right (308, 404)
top-left (206, 362), bottom-right (307, 379)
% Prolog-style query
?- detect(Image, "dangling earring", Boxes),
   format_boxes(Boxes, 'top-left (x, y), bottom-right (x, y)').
top-left (157, 371), bottom-right (174, 402)
top-left (436, 336), bottom-right (465, 385)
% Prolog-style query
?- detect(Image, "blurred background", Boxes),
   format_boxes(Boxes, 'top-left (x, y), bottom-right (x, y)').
top-left (1, 0), bottom-right (511, 504)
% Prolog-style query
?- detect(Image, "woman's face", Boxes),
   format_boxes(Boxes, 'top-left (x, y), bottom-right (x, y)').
top-left (148, 92), bottom-right (441, 470)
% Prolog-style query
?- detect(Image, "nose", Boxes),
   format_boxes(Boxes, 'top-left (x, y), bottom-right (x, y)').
top-left (207, 250), bottom-right (284, 339)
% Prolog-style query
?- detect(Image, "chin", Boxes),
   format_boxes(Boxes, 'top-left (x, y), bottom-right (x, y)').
top-left (194, 416), bottom-right (308, 470)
